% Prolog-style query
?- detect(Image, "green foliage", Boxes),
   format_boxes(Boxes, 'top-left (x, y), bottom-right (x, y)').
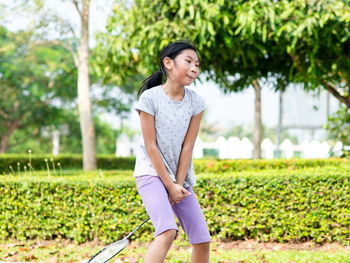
top-left (325, 106), bottom-right (350, 148)
top-left (0, 154), bottom-right (135, 173)
top-left (98, 0), bottom-right (269, 89)
top-left (198, 172), bottom-right (350, 245)
top-left (0, 26), bottom-right (77, 152)
top-left (0, 24), bottom-right (135, 154)
top-left (100, 0), bottom-right (350, 108)
top-left (193, 158), bottom-right (347, 174)
top-left (4, 111), bottom-right (119, 155)
top-left (0, 163), bottom-right (349, 245)
top-left (233, 0), bottom-right (350, 106)
top-left (0, 155), bottom-right (346, 174)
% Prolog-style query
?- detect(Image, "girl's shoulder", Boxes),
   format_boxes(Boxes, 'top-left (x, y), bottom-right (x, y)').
top-left (185, 87), bottom-right (205, 102)
top-left (140, 85), bottom-right (160, 98)
top-left (186, 88), bottom-right (207, 114)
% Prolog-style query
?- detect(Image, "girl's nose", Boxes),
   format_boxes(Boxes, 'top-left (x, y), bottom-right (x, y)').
top-left (191, 66), bottom-right (198, 74)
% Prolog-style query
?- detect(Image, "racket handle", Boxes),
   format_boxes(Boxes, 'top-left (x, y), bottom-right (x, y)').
top-left (125, 217), bottom-right (150, 239)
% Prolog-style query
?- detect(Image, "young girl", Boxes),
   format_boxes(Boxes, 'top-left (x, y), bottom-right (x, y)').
top-left (133, 40), bottom-right (210, 262)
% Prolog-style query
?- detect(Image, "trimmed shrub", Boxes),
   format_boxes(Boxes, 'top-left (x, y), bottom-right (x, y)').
top-left (0, 154), bottom-right (135, 173)
top-left (193, 158), bottom-right (347, 173)
top-left (0, 167), bottom-right (349, 245)
top-left (0, 154), bottom-right (347, 173)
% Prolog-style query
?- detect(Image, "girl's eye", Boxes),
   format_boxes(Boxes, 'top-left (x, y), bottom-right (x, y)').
top-left (185, 60), bottom-right (191, 63)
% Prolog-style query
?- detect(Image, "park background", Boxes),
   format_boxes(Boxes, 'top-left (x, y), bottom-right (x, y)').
top-left (0, 0), bottom-right (350, 262)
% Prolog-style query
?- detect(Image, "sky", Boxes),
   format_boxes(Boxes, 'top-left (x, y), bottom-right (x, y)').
top-left (1, 0), bottom-right (341, 142)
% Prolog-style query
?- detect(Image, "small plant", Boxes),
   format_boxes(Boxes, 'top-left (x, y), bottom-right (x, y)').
top-left (9, 165), bottom-right (15, 175)
top-left (28, 149), bottom-right (32, 176)
top-left (17, 162), bottom-right (20, 173)
top-left (27, 163), bottom-right (36, 175)
top-left (50, 158), bottom-right (57, 176)
top-left (44, 158), bottom-right (51, 176)
top-left (57, 162), bottom-right (63, 176)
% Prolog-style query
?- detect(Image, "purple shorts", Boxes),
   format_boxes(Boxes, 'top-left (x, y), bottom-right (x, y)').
top-left (136, 175), bottom-right (211, 245)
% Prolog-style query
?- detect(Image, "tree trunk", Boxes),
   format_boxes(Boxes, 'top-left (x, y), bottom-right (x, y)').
top-left (252, 79), bottom-right (262, 159)
top-left (323, 81), bottom-right (350, 110)
top-left (0, 135), bottom-right (10, 153)
top-left (0, 120), bottom-right (20, 153)
top-left (77, 0), bottom-right (97, 170)
top-left (276, 90), bottom-right (283, 158)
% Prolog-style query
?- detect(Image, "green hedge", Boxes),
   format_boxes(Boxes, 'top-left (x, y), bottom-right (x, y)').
top-left (193, 158), bottom-right (347, 173)
top-left (0, 154), bottom-right (135, 173)
top-left (0, 154), bottom-right (347, 173)
top-left (1, 167), bottom-right (349, 245)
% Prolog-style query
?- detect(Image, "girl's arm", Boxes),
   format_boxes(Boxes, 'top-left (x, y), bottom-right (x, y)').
top-left (176, 110), bottom-right (204, 186)
top-left (140, 111), bottom-right (190, 202)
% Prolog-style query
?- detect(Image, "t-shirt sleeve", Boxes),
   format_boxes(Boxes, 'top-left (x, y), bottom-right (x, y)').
top-left (135, 91), bottom-right (155, 116)
top-left (192, 92), bottom-right (207, 116)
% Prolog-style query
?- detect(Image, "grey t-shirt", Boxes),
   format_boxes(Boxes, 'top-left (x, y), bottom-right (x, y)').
top-left (133, 85), bottom-right (207, 187)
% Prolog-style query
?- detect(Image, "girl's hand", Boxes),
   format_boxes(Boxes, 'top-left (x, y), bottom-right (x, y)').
top-left (168, 183), bottom-right (191, 204)
top-left (168, 195), bottom-right (175, 206)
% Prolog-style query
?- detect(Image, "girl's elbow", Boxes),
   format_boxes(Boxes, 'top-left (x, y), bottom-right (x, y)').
top-left (182, 143), bottom-right (194, 153)
top-left (145, 143), bottom-right (157, 153)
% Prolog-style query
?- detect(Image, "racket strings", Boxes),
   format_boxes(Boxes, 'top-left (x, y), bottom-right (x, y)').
top-left (89, 239), bottom-right (128, 263)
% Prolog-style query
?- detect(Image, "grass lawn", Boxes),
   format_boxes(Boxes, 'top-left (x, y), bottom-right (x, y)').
top-left (1, 238), bottom-right (350, 263)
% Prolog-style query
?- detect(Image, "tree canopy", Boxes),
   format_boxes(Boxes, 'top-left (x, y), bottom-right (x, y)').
top-left (99, 0), bottom-right (350, 107)
top-left (0, 26), bottom-right (76, 153)
top-left (0, 25), bottom-right (130, 154)
top-left (234, 0), bottom-right (350, 107)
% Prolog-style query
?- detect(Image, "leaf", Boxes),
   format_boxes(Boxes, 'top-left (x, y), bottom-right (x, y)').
top-left (207, 22), bottom-right (215, 36)
top-left (223, 15), bottom-right (229, 25)
top-left (189, 5), bottom-right (194, 19)
top-left (18, 247), bottom-right (31, 252)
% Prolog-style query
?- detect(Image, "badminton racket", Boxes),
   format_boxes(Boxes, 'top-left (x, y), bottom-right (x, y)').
top-left (87, 217), bottom-right (150, 263)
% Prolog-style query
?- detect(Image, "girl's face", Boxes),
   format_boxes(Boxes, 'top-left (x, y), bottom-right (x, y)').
top-left (165, 49), bottom-right (200, 86)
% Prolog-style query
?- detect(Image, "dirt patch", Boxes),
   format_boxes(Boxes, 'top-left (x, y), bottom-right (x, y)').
top-left (1, 238), bottom-right (349, 263)
top-left (214, 239), bottom-right (350, 251)
top-left (2, 238), bottom-right (350, 252)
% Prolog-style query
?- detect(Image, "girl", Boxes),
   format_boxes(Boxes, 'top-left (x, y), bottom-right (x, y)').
top-left (133, 40), bottom-right (210, 263)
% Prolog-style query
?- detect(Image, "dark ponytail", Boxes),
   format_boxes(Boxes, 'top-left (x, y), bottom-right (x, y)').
top-left (137, 40), bottom-right (198, 97)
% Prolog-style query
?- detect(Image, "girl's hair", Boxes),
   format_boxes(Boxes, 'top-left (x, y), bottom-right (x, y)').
top-left (137, 40), bottom-right (198, 97)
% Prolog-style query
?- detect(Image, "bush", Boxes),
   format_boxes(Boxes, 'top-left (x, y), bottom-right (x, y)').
top-left (0, 154), bottom-right (135, 173)
top-left (0, 154), bottom-right (346, 174)
top-left (0, 165), bottom-right (349, 245)
top-left (193, 158), bottom-right (346, 173)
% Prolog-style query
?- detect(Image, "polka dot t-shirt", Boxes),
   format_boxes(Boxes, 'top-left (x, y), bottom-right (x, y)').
top-left (133, 85), bottom-right (207, 187)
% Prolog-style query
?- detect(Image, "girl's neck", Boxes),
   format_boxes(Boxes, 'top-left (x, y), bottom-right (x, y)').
top-left (162, 81), bottom-right (185, 101)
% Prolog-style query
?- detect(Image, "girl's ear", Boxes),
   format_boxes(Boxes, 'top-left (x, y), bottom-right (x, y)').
top-left (163, 57), bottom-right (173, 71)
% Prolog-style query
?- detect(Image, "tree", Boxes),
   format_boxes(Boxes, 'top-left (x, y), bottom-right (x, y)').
top-left (325, 106), bottom-right (350, 152)
top-left (98, 0), bottom-right (296, 159)
top-left (11, 0), bottom-right (98, 169)
top-left (101, 0), bottom-right (350, 158)
top-left (75, 0), bottom-right (97, 169)
top-left (233, 0), bottom-right (350, 109)
top-left (0, 26), bottom-right (75, 153)
top-left (57, 111), bottom-right (120, 154)
top-left (7, 109), bottom-right (119, 154)
top-left (11, 0), bottom-right (133, 168)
